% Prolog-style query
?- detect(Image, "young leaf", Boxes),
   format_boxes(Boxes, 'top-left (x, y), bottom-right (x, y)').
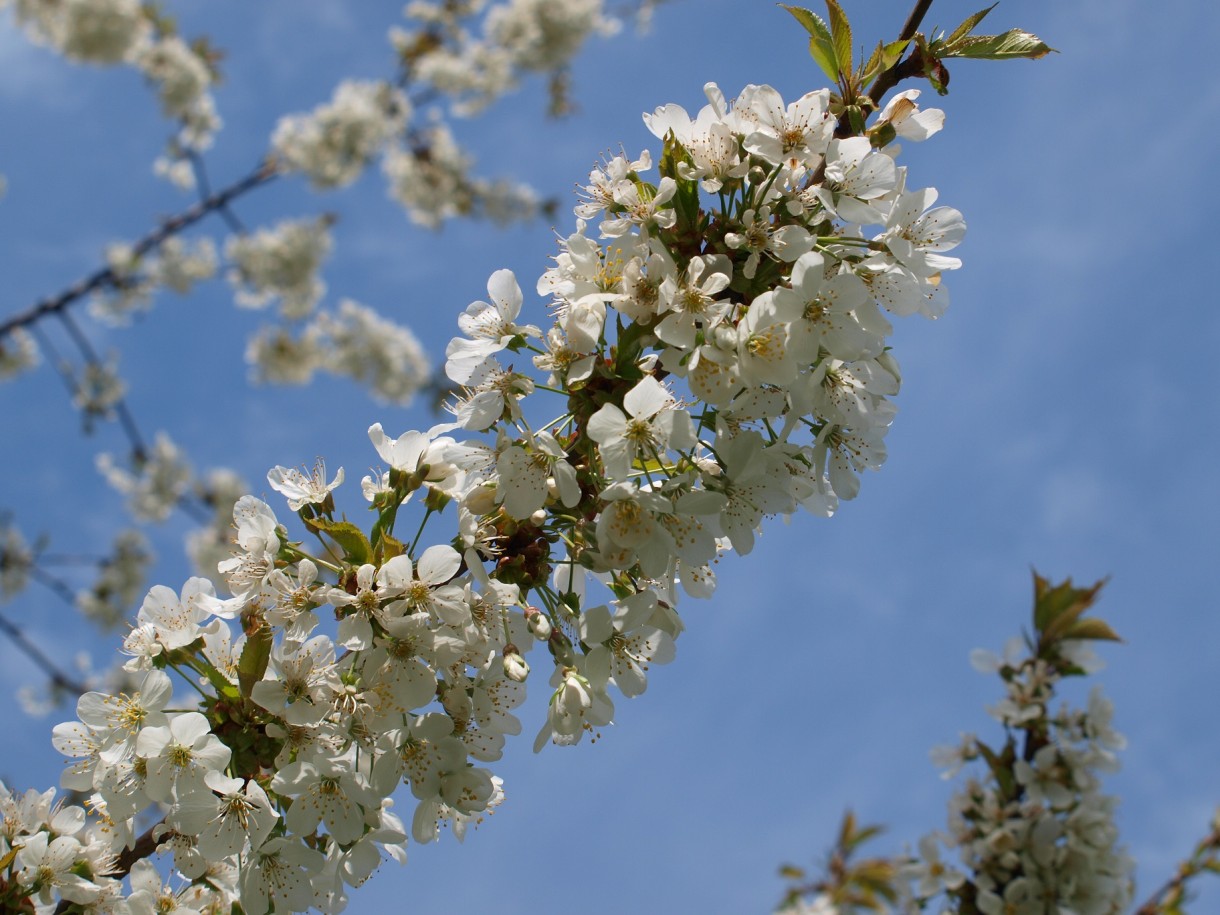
top-left (1062, 618), bottom-right (1123, 643)
top-left (1032, 571), bottom-right (1089, 632)
top-left (780, 4), bottom-right (839, 82)
top-left (304, 516), bottom-right (372, 565)
top-left (825, 0), bottom-right (853, 76)
top-left (946, 3), bottom-right (998, 46)
top-left (879, 38), bottom-right (909, 71)
top-left (944, 29), bottom-right (1056, 60)
top-left (237, 625), bottom-right (273, 698)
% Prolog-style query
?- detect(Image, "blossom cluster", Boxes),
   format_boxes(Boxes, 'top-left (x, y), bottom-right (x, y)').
top-left (392, 0), bottom-right (619, 116)
top-left (225, 218), bottom-right (334, 320)
top-left (89, 238), bottom-right (218, 327)
top-left (776, 578), bottom-right (1134, 915)
top-left (7, 79), bottom-right (970, 911)
top-left (910, 642), bottom-right (1134, 913)
top-left (270, 0), bottom-right (625, 227)
top-left (3, 0), bottom-right (221, 151)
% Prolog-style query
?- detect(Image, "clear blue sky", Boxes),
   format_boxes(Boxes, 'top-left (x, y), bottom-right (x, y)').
top-left (1, 1), bottom-right (1217, 911)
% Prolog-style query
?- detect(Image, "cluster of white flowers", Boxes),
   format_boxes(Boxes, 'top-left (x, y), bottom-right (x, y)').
top-left (76, 529), bottom-right (153, 630)
top-left (267, 0), bottom-right (619, 231)
top-left (148, 235), bottom-right (218, 294)
top-left (89, 237), bottom-right (218, 326)
top-left (908, 639), bottom-right (1134, 914)
top-left (272, 81), bottom-right (412, 189)
top-left (246, 299), bottom-right (431, 405)
top-left (393, 0), bottom-right (617, 116)
top-left (776, 580), bottom-right (1134, 915)
top-left (244, 322), bottom-right (328, 387)
top-left (382, 120), bottom-right (541, 228)
top-left (0, 326), bottom-right (40, 380)
top-left (5, 80), bottom-right (970, 912)
top-left (225, 217), bottom-right (333, 319)
top-left (485, 0), bottom-right (619, 73)
top-left (72, 353), bottom-right (126, 425)
top-left (96, 431), bottom-right (193, 523)
top-left (0, 780), bottom-right (131, 909)
top-left (134, 34), bottom-right (219, 149)
top-left (308, 299), bottom-right (431, 404)
top-left (5, 0), bottom-right (221, 150)
top-left (5, 0), bottom-right (149, 65)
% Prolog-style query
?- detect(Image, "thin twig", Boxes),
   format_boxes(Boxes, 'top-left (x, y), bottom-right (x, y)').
top-left (1134, 823), bottom-right (1220, 914)
top-left (26, 564), bottom-right (82, 610)
top-left (56, 309), bottom-right (149, 460)
top-left (0, 159), bottom-right (278, 340)
top-left (0, 608), bottom-right (88, 695)
top-left (24, 321), bottom-right (81, 401)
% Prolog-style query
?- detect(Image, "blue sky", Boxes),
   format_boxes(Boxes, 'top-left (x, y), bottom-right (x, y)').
top-left (1, 0), bottom-right (1218, 911)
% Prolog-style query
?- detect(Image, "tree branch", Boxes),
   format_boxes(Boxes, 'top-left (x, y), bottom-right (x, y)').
top-left (1134, 821), bottom-right (1220, 914)
top-left (51, 820), bottom-right (165, 913)
top-left (867, 0), bottom-right (935, 105)
top-left (0, 608), bottom-right (89, 696)
top-left (0, 159), bottom-right (278, 340)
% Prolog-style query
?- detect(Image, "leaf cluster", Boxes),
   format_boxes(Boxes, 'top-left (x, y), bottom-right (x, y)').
top-left (777, 810), bottom-right (899, 913)
top-left (780, 1), bottom-right (1054, 115)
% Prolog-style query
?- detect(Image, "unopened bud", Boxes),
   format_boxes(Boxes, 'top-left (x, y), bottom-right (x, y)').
top-left (529, 508), bottom-right (548, 526)
top-left (464, 483), bottom-right (498, 516)
top-left (423, 486), bottom-right (452, 513)
top-left (502, 645), bottom-right (530, 683)
top-left (712, 325), bottom-right (737, 351)
top-left (547, 631), bottom-right (576, 666)
top-left (524, 606), bottom-right (553, 641)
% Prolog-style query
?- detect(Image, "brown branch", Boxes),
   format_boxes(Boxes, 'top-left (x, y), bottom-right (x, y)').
top-left (0, 608), bottom-right (89, 696)
top-left (867, 0), bottom-right (935, 106)
top-left (0, 159), bottom-right (278, 340)
top-left (1134, 822), bottom-right (1220, 914)
top-left (51, 820), bottom-right (165, 913)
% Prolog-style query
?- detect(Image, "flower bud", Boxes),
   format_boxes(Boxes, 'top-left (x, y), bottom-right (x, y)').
top-left (524, 606), bottom-right (553, 641)
top-left (547, 630), bottom-right (576, 666)
top-left (423, 485), bottom-right (452, 513)
top-left (502, 645), bottom-right (529, 683)
top-left (464, 482), bottom-right (498, 516)
top-left (529, 508), bottom-right (548, 526)
top-left (712, 325), bottom-right (737, 351)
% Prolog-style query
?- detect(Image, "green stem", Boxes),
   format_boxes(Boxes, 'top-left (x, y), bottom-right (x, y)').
top-left (408, 507), bottom-right (435, 555)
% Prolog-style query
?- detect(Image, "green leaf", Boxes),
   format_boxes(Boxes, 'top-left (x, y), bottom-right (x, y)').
top-left (1032, 571), bottom-right (1092, 632)
top-left (944, 29), bottom-right (1056, 60)
top-left (237, 625), bottom-right (273, 698)
top-left (779, 4), bottom-right (839, 82)
top-left (862, 41), bottom-right (882, 83)
top-left (877, 38), bottom-right (909, 75)
top-left (824, 0), bottom-right (853, 75)
top-left (304, 517), bottom-right (372, 566)
top-left (1062, 618), bottom-right (1123, 643)
top-left (0, 843), bottom-right (20, 870)
top-left (378, 531), bottom-right (407, 561)
top-left (946, 3), bottom-right (998, 46)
